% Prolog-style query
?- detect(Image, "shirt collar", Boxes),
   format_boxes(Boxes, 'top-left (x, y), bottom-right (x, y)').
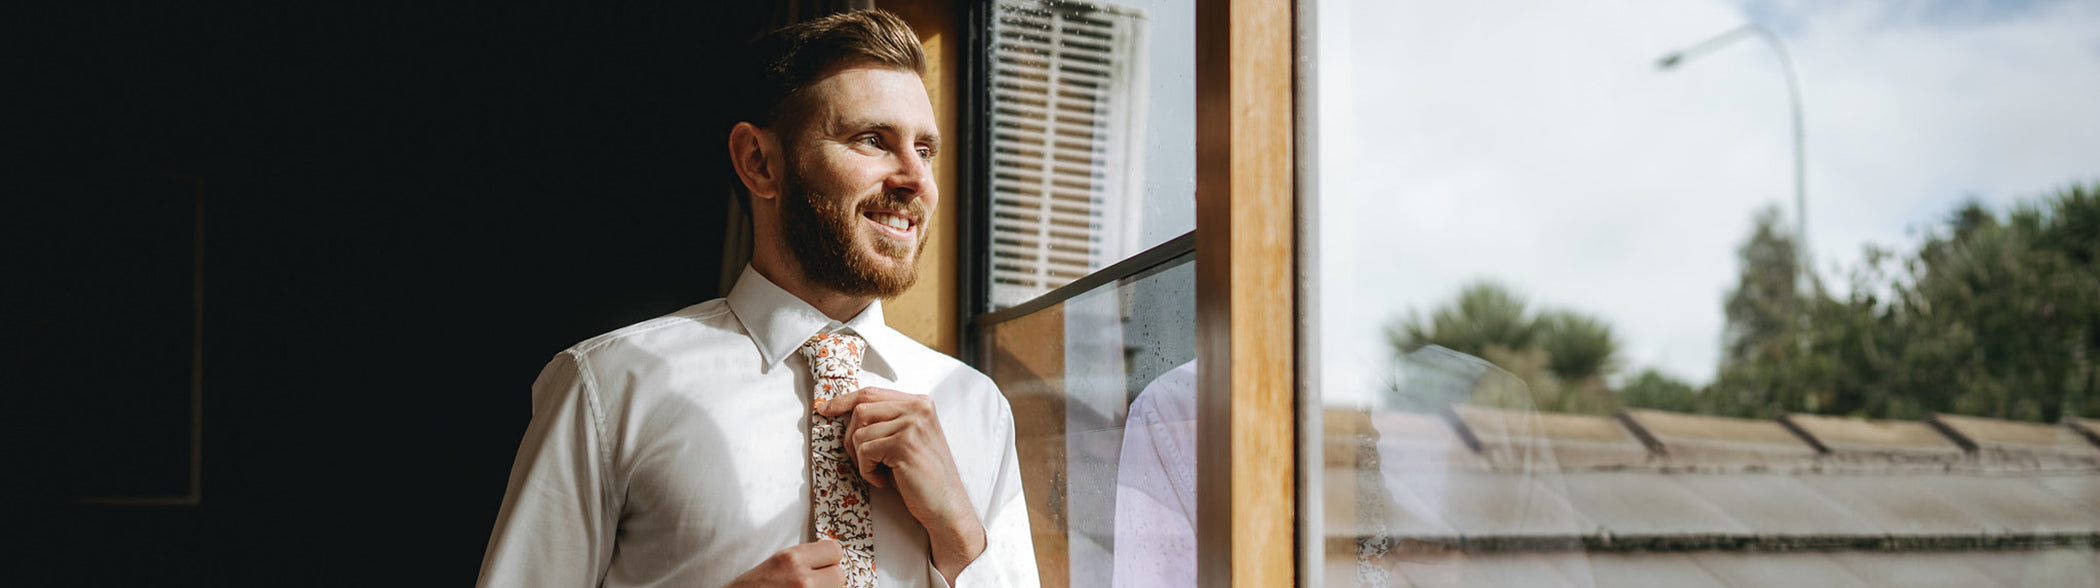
top-left (725, 265), bottom-right (907, 380)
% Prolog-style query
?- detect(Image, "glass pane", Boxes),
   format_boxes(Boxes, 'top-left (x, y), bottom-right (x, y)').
top-left (1306, 0), bottom-right (2100, 585)
top-left (983, 0), bottom-right (1195, 310)
top-left (979, 254), bottom-right (1196, 588)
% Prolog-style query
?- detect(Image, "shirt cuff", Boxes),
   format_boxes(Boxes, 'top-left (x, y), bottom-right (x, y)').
top-left (925, 552), bottom-right (991, 588)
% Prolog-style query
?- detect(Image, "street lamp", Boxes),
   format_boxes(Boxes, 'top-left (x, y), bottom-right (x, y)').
top-left (1659, 24), bottom-right (1809, 293)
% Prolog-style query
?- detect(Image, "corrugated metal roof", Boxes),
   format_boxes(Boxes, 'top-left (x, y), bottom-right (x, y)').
top-left (1665, 473), bottom-right (1878, 535)
top-left (1781, 412), bottom-right (1967, 460)
top-left (1618, 409), bottom-right (1821, 469)
top-left (1916, 475), bottom-right (2100, 534)
top-left (1391, 552), bottom-right (1586, 588)
top-left (2039, 474), bottom-right (2100, 513)
top-left (1379, 471), bottom-right (1591, 537)
top-left (1684, 551), bottom-right (1868, 588)
top-left (1825, 550), bottom-right (2012, 588)
top-left (1962, 548), bottom-right (2100, 587)
top-left (1933, 413), bottom-right (2100, 469)
top-left (1344, 549), bottom-right (2100, 588)
top-left (1450, 406), bottom-right (1656, 470)
top-left (1329, 407), bottom-right (2100, 586)
top-left (1578, 553), bottom-right (1730, 588)
top-left (1556, 473), bottom-right (1748, 535)
top-left (1349, 469), bottom-right (2100, 541)
top-left (1371, 411), bottom-right (1495, 472)
top-left (2070, 417), bottom-right (2100, 445)
top-left (1793, 474), bottom-right (2008, 535)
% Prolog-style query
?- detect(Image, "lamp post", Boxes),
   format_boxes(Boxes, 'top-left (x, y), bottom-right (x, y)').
top-left (1659, 24), bottom-right (1809, 294)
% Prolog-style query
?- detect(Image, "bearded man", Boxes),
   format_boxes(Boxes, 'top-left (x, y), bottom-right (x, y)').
top-left (478, 11), bottom-right (1038, 588)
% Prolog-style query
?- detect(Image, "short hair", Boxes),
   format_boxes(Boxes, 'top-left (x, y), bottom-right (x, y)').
top-left (726, 9), bottom-right (927, 210)
top-left (735, 9), bottom-right (928, 135)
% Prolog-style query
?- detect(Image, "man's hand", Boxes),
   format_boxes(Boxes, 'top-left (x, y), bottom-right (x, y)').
top-left (817, 387), bottom-right (986, 582)
top-left (724, 540), bottom-right (845, 588)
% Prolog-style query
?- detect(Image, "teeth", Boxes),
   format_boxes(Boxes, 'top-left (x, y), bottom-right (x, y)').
top-left (880, 214), bottom-right (910, 230)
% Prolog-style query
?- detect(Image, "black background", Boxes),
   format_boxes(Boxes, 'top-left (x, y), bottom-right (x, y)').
top-left (10, 4), bottom-right (768, 584)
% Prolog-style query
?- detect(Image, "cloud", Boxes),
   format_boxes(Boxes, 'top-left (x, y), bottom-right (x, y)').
top-left (1310, 0), bottom-right (2100, 403)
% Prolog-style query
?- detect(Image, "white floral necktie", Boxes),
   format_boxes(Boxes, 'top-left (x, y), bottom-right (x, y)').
top-left (801, 332), bottom-right (875, 587)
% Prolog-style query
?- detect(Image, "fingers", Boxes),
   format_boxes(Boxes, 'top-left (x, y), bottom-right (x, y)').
top-left (833, 392), bottom-right (910, 463)
top-left (836, 401), bottom-right (903, 466)
top-left (772, 540), bottom-right (843, 572)
top-left (816, 388), bottom-right (871, 417)
top-left (816, 386), bottom-right (915, 417)
top-left (844, 400), bottom-right (908, 435)
top-left (818, 387), bottom-right (943, 493)
top-left (849, 419), bottom-right (910, 486)
top-left (855, 434), bottom-right (904, 487)
top-left (836, 392), bottom-right (918, 448)
top-left (797, 539), bottom-right (845, 568)
top-left (738, 540), bottom-right (845, 588)
top-left (812, 562), bottom-right (846, 588)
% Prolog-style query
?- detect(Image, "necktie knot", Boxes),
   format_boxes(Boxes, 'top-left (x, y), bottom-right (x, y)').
top-left (801, 332), bottom-right (867, 381)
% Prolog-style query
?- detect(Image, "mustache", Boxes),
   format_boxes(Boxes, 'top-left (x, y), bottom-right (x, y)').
top-left (856, 191), bottom-right (929, 221)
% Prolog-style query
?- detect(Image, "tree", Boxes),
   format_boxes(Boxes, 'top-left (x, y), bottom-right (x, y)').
top-left (1383, 183), bottom-right (2099, 422)
top-left (1618, 369), bottom-right (1701, 414)
top-left (1722, 205), bottom-right (1804, 368)
top-left (1894, 185), bottom-right (2100, 420)
top-left (1710, 205), bottom-right (1824, 418)
top-left (1390, 281), bottom-right (1538, 357)
top-left (1537, 310), bottom-right (1619, 385)
top-left (1712, 184), bottom-right (2100, 422)
top-left (1388, 282), bottom-right (1623, 414)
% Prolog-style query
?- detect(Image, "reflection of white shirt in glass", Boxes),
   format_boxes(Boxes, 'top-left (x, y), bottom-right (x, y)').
top-left (478, 267), bottom-right (1039, 588)
top-left (1113, 360), bottom-right (1199, 588)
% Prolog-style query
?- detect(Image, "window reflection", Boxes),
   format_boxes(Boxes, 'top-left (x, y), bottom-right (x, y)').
top-left (974, 0), bottom-right (1200, 581)
top-left (1309, 0), bottom-right (2100, 585)
top-left (1114, 359), bottom-right (1196, 587)
top-left (985, 0), bottom-right (1195, 310)
top-left (980, 255), bottom-right (1195, 587)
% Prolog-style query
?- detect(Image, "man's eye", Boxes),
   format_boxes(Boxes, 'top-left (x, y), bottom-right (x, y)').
top-left (916, 147), bottom-right (933, 160)
top-left (859, 135), bottom-right (883, 149)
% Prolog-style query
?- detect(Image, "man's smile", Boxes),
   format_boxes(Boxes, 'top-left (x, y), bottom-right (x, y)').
top-left (862, 210), bottom-right (918, 242)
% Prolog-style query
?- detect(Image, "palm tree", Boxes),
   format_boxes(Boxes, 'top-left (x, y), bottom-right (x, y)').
top-left (1389, 281), bottom-right (1538, 357)
top-left (1537, 310), bottom-right (1619, 384)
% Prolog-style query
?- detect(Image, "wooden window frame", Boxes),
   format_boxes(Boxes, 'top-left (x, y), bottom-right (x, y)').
top-left (927, 0), bottom-right (1301, 583)
top-left (1193, 0), bottom-right (1296, 585)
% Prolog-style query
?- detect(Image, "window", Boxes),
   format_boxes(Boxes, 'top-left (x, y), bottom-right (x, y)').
top-left (1302, 0), bottom-right (2100, 585)
top-left (977, 246), bottom-right (1194, 587)
top-left (986, 0), bottom-right (1150, 308)
top-left (968, 0), bottom-right (1201, 585)
top-left (980, 0), bottom-right (1195, 312)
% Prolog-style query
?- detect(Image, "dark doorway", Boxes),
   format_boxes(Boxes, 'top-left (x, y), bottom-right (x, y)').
top-left (11, 4), bottom-right (766, 584)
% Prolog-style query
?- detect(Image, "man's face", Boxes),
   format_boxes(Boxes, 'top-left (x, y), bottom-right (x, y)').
top-left (777, 64), bottom-right (941, 299)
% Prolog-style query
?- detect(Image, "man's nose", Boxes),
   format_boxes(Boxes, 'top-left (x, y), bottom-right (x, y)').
top-left (887, 150), bottom-right (934, 200)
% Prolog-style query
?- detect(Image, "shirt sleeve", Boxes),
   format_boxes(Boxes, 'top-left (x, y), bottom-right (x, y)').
top-left (934, 399), bottom-right (1041, 587)
top-left (478, 350), bottom-right (621, 588)
top-left (1112, 387), bottom-right (1198, 588)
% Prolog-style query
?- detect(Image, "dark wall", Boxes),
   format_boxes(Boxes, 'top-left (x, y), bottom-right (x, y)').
top-left (11, 4), bottom-right (765, 584)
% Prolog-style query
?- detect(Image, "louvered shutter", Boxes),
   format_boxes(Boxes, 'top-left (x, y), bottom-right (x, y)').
top-left (987, 0), bottom-right (1149, 309)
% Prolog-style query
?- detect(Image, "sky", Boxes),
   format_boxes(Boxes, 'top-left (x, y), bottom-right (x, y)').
top-left (1308, 0), bottom-right (2100, 403)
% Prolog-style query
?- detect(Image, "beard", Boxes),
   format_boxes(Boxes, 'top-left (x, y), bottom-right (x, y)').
top-left (778, 157), bottom-right (928, 299)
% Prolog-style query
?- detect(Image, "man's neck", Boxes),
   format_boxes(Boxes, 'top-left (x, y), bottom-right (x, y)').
top-left (750, 258), bottom-right (875, 323)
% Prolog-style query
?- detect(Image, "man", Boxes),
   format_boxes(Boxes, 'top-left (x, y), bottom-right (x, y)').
top-left (478, 11), bottom-right (1038, 587)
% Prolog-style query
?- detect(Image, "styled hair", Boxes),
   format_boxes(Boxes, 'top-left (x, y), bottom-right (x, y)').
top-left (736, 9), bottom-right (928, 135)
top-left (727, 9), bottom-right (927, 210)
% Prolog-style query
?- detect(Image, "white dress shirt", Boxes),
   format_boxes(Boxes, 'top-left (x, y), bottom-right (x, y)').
top-left (479, 267), bottom-right (1039, 588)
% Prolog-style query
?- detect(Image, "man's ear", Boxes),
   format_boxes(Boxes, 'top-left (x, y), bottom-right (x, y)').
top-left (729, 121), bottom-right (784, 201)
